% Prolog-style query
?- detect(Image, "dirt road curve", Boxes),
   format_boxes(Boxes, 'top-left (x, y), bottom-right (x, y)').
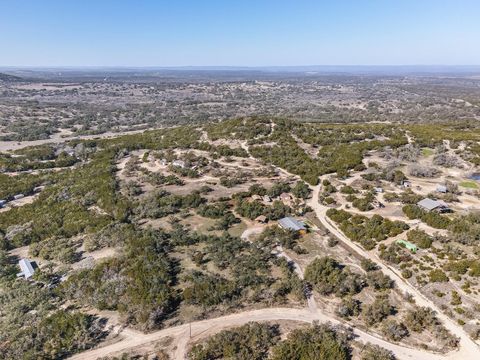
top-left (307, 182), bottom-right (480, 360)
top-left (70, 307), bottom-right (450, 360)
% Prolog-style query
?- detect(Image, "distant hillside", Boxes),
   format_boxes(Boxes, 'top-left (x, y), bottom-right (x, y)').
top-left (0, 72), bottom-right (22, 82)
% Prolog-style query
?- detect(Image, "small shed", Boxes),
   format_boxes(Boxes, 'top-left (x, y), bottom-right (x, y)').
top-left (17, 259), bottom-right (36, 279)
top-left (255, 215), bottom-right (268, 223)
top-left (279, 193), bottom-right (292, 205)
top-left (436, 185), bottom-right (448, 193)
top-left (252, 194), bottom-right (262, 201)
top-left (172, 160), bottom-right (186, 168)
top-left (396, 240), bottom-right (417, 253)
top-left (374, 187), bottom-right (384, 193)
top-left (263, 195), bottom-right (272, 203)
top-left (278, 217), bottom-right (306, 234)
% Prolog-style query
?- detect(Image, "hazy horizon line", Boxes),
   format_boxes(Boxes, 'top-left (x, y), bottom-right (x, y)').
top-left (2, 64), bottom-right (480, 69)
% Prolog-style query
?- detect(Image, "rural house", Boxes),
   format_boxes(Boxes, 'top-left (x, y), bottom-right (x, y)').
top-left (417, 198), bottom-right (449, 213)
top-left (278, 217), bottom-right (306, 234)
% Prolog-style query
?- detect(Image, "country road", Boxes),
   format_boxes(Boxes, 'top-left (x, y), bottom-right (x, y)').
top-left (307, 181), bottom-right (480, 360)
top-left (70, 307), bottom-right (449, 360)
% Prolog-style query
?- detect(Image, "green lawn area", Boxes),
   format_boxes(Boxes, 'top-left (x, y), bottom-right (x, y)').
top-left (459, 181), bottom-right (478, 189)
top-left (421, 148), bottom-right (434, 156)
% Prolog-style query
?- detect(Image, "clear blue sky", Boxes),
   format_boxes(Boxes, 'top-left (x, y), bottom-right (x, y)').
top-left (1, 0), bottom-right (479, 67)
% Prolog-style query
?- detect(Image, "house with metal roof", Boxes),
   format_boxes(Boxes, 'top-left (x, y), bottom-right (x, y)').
top-left (278, 217), bottom-right (306, 233)
top-left (17, 259), bottom-right (36, 279)
top-left (417, 198), bottom-right (449, 212)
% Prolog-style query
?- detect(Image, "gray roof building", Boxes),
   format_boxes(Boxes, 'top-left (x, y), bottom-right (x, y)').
top-left (417, 198), bottom-right (448, 212)
top-left (17, 259), bottom-right (36, 279)
top-left (436, 185), bottom-right (448, 193)
top-left (278, 217), bottom-right (306, 232)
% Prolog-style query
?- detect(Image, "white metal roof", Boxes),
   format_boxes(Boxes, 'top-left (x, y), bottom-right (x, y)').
top-left (18, 259), bottom-right (35, 279)
top-left (278, 217), bottom-right (306, 231)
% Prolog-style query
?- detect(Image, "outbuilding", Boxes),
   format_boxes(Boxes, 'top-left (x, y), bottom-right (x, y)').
top-left (397, 240), bottom-right (418, 253)
top-left (279, 193), bottom-right (292, 206)
top-left (436, 185), bottom-right (448, 193)
top-left (172, 160), bottom-right (186, 168)
top-left (255, 215), bottom-right (268, 223)
top-left (17, 259), bottom-right (36, 279)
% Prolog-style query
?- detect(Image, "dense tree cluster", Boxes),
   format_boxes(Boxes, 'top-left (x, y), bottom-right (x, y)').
top-left (235, 199), bottom-right (291, 221)
top-left (406, 229), bottom-right (433, 249)
top-left (327, 209), bottom-right (409, 250)
top-left (270, 323), bottom-right (354, 360)
top-left (402, 205), bottom-right (451, 229)
top-left (189, 322), bottom-right (280, 360)
top-left (0, 149), bottom-right (127, 249)
top-left (304, 257), bottom-right (365, 297)
top-left (134, 190), bottom-right (205, 219)
top-left (360, 343), bottom-right (396, 360)
top-left (362, 295), bottom-right (395, 327)
top-left (62, 228), bottom-right (177, 330)
top-left (0, 272), bottom-right (105, 359)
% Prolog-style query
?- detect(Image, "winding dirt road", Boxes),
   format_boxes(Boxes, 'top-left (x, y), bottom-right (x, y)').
top-left (70, 307), bottom-right (451, 360)
top-left (307, 181), bottom-right (480, 360)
